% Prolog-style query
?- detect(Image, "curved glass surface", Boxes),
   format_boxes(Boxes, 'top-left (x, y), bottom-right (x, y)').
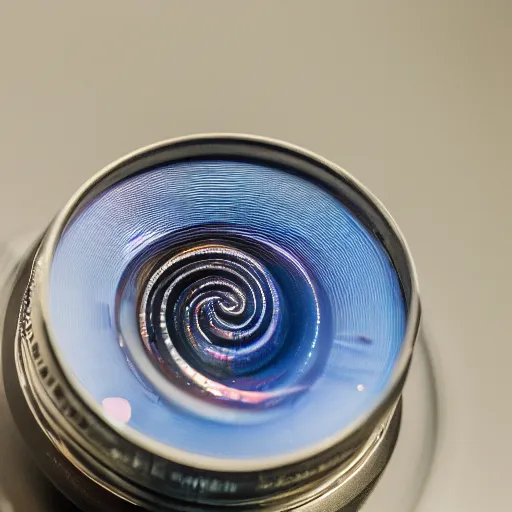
top-left (48, 160), bottom-right (406, 460)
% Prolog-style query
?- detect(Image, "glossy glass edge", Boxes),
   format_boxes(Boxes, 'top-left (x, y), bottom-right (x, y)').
top-left (35, 133), bottom-right (421, 472)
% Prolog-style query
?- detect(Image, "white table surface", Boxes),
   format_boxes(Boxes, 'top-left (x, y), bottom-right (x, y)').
top-left (0, 2), bottom-right (510, 511)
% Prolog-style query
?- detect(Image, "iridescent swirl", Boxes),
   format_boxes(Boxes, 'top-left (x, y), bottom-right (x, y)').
top-left (123, 229), bottom-right (328, 418)
top-left (140, 245), bottom-right (284, 382)
top-left (48, 158), bottom-right (406, 461)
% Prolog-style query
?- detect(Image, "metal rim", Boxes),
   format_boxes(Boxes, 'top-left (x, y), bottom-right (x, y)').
top-left (35, 133), bottom-right (420, 473)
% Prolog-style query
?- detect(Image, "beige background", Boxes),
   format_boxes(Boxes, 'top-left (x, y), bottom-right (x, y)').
top-left (0, 1), bottom-right (511, 511)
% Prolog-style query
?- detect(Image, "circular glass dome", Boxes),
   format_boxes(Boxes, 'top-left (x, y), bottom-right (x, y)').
top-left (47, 158), bottom-right (407, 462)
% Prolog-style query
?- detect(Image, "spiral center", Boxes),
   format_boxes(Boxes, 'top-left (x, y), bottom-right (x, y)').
top-left (129, 228), bottom-right (328, 416)
top-left (139, 245), bottom-right (283, 382)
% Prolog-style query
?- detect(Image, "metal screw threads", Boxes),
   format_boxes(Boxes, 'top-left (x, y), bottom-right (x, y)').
top-left (2, 135), bottom-right (420, 511)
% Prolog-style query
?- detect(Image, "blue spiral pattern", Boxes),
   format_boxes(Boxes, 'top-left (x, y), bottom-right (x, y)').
top-left (48, 159), bottom-right (406, 460)
top-left (141, 245), bottom-right (285, 380)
